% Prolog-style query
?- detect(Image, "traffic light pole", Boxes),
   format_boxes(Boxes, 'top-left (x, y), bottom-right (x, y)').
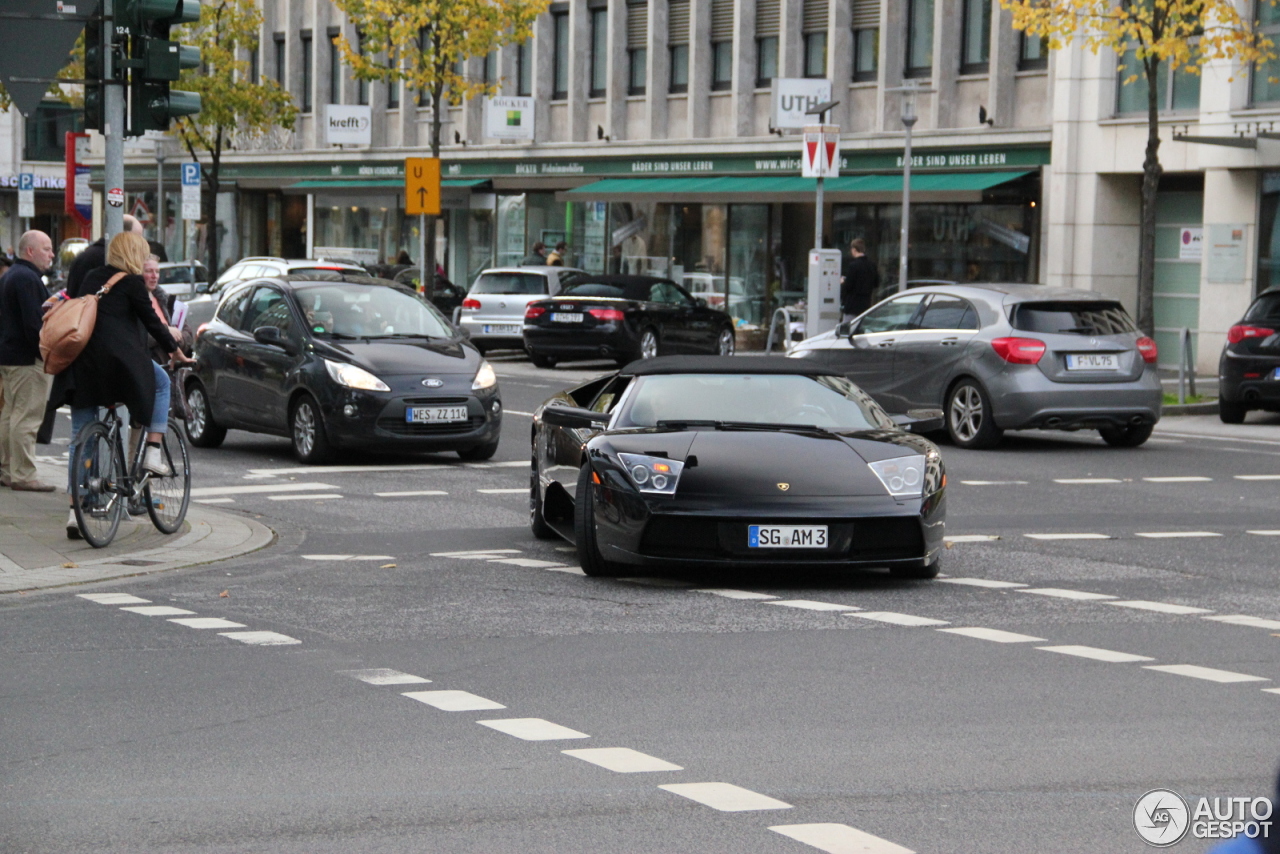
top-left (102, 0), bottom-right (124, 237)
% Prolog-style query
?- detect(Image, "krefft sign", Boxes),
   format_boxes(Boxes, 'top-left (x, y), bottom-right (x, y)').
top-left (326, 105), bottom-right (371, 145)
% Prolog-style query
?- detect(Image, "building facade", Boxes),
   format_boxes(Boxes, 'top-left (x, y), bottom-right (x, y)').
top-left (0, 101), bottom-right (86, 256)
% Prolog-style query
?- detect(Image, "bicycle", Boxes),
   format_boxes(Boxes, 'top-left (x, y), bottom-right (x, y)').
top-left (70, 400), bottom-right (192, 548)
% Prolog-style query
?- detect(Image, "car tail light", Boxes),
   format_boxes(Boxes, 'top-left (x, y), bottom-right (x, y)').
top-left (1135, 336), bottom-right (1158, 363)
top-left (1227, 324), bottom-right (1275, 344)
top-left (525, 305), bottom-right (546, 319)
top-left (991, 337), bottom-right (1046, 364)
top-left (588, 308), bottom-right (625, 322)
top-left (461, 298), bottom-right (482, 310)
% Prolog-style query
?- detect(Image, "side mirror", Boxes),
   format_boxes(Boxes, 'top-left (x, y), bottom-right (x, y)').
top-left (835, 320), bottom-right (852, 338)
top-left (253, 325), bottom-right (298, 354)
top-left (694, 297), bottom-right (708, 308)
top-left (457, 325), bottom-right (472, 339)
top-left (541, 404), bottom-right (610, 429)
top-left (195, 282), bottom-right (211, 294)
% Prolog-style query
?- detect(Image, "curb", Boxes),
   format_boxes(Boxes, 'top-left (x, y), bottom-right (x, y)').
top-left (1162, 402), bottom-right (1219, 416)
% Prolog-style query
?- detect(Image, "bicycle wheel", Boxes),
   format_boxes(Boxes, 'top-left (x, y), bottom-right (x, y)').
top-left (71, 421), bottom-right (124, 548)
top-left (145, 429), bottom-right (191, 535)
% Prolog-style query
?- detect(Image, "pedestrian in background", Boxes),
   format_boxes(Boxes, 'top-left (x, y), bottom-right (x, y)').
top-left (66, 214), bottom-right (141, 296)
top-left (0, 230), bottom-right (57, 491)
top-left (520, 241), bottom-right (547, 266)
top-left (546, 241), bottom-right (568, 266)
top-left (841, 237), bottom-right (879, 321)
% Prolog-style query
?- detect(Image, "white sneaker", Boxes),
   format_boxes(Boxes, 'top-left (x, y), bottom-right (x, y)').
top-left (67, 509), bottom-right (82, 540)
top-left (142, 445), bottom-right (172, 477)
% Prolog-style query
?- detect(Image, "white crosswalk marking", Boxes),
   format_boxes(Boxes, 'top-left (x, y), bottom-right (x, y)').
top-left (1134, 531), bottom-right (1221, 539)
top-left (1018, 588), bottom-right (1116, 601)
top-left (1106, 601), bottom-right (1213, 615)
top-left (478, 718), bottom-right (589, 740)
top-left (1143, 476), bottom-right (1212, 483)
top-left (659, 782), bottom-right (792, 812)
top-left (846, 611), bottom-right (949, 627)
top-left (1203, 615), bottom-right (1280, 630)
top-left (168, 617), bottom-right (247, 629)
top-left (938, 627), bottom-right (1046, 643)
top-left (120, 605), bottom-right (196, 616)
top-left (1024, 533), bottom-right (1111, 540)
top-left (771, 823), bottom-right (915, 854)
top-left (218, 631), bottom-right (301, 646)
top-left (487, 558), bottom-right (573, 568)
top-left (943, 534), bottom-right (1000, 543)
top-left (1144, 664), bottom-right (1269, 684)
top-left (190, 482), bottom-right (338, 497)
top-left (691, 589), bottom-right (779, 600)
top-left (766, 600), bottom-right (860, 612)
top-left (937, 578), bottom-right (1027, 589)
top-left (1036, 645), bottom-right (1154, 663)
top-left (340, 669), bottom-right (431, 685)
top-left (375, 490), bottom-right (449, 497)
top-left (77, 593), bottom-right (150, 604)
top-left (268, 494), bottom-right (342, 501)
top-left (476, 488), bottom-right (526, 494)
top-left (403, 690), bottom-right (506, 711)
top-left (562, 747), bottom-right (683, 773)
top-left (1054, 478), bottom-right (1122, 484)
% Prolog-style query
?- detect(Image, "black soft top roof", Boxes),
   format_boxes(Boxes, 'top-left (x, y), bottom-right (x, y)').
top-left (622, 355), bottom-right (842, 377)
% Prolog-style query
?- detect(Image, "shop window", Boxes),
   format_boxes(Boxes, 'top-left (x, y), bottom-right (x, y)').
top-left (1254, 1), bottom-right (1280, 104)
top-left (300, 31), bottom-right (313, 113)
top-left (803, 32), bottom-right (826, 78)
top-left (23, 101), bottom-right (81, 162)
top-left (712, 42), bottom-right (733, 90)
top-left (328, 27), bottom-right (342, 103)
top-left (553, 11), bottom-right (570, 99)
top-left (1019, 31), bottom-right (1048, 70)
top-left (757, 37), bottom-right (778, 87)
top-left (851, 0), bottom-right (878, 81)
top-left (590, 8), bottom-right (608, 97)
top-left (906, 0), bottom-right (933, 78)
top-left (1115, 45), bottom-right (1200, 115)
top-left (517, 41), bottom-right (533, 96)
top-left (961, 0), bottom-right (990, 73)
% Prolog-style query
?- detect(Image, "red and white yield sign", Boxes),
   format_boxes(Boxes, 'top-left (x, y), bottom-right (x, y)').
top-left (801, 124), bottom-right (840, 178)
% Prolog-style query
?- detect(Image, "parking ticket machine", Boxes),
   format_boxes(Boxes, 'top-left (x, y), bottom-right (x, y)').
top-left (806, 248), bottom-right (842, 339)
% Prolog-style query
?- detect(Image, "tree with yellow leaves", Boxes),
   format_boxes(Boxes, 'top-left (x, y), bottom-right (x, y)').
top-left (331, 0), bottom-right (548, 288)
top-left (171, 0), bottom-right (298, 274)
top-left (1001, 0), bottom-right (1277, 335)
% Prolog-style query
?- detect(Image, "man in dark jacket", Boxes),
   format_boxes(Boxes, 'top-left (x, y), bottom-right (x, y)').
top-left (520, 241), bottom-right (547, 266)
top-left (840, 237), bottom-right (879, 320)
top-left (66, 214), bottom-right (140, 296)
top-left (0, 230), bottom-right (57, 491)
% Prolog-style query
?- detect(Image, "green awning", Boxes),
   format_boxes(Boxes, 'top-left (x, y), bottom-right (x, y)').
top-left (563, 171), bottom-right (1032, 202)
top-left (290, 178), bottom-right (489, 190)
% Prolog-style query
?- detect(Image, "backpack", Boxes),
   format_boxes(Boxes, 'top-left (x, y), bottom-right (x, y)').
top-left (38, 271), bottom-right (125, 375)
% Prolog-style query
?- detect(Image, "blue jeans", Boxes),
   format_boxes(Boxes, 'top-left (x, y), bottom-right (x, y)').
top-left (67, 406), bottom-right (99, 495)
top-left (150, 362), bottom-right (170, 435)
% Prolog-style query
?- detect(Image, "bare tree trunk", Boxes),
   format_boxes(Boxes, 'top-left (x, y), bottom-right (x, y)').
top-left (205, 130), bottom-right (223, 277)
top-left (1137, 57), bottom-right (1163, 338)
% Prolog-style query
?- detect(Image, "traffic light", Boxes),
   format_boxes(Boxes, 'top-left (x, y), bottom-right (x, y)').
top-left (82, 0), bottom-right (112, 131)
top-left (122, 0), bottom-right (202, 135)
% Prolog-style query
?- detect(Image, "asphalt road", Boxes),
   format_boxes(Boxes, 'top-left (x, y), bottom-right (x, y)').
top-left (3, 354), bottom-right (1279, 854)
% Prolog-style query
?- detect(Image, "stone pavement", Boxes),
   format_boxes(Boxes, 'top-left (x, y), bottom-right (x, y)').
top-left (0, 458), bottom-right (274, 595)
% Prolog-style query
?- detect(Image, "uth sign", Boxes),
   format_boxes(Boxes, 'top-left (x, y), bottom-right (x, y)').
top-left (772, 79), bottom-right (833, 130)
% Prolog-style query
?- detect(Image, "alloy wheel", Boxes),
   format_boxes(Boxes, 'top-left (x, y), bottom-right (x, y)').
top-left (640, 329), bottom-right (659, 360)
top-left (950, 385), bottom-right (983, 442)
top-left (718, 328), bottom-right (735, 356)
top-left (188, 388), bottom-right (207, 437)
top-left (294, 401), bottom-right (316, 458)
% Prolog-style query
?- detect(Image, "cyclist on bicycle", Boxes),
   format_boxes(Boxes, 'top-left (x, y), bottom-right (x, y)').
top-left (51, 232), bottom-right (194, 539)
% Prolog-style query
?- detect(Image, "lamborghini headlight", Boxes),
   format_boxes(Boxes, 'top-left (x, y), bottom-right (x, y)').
top-left (868, 454), bottom-right (926, 499)
top-left (618, 453), bottom-right (684, 495)
top-left (324, 359), bottom-right (390, 392)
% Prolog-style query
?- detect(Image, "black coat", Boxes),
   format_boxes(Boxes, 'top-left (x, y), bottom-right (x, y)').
top-left (53, 266), bottom-right (178, 427)
top-left (841, 254), bottom-right (879, 317)
top-left (66, 238), bottom-right (106, 297)
top-left (0, 259), bottom-right (49, 365)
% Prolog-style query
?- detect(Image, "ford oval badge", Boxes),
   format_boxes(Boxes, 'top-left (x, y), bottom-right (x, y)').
top-left (422, 378), bottom-right (444, 388)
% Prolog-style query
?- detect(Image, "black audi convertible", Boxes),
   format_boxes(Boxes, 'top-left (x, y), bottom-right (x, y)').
top-left (530, 356), bottom-right (946, 579)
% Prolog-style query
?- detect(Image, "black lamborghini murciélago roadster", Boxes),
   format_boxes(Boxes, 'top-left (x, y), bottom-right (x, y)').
top-left (530, 356), bottom-right (947, 579)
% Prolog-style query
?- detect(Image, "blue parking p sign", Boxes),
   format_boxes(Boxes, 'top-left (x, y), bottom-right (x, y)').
top-left (18, 173), bottom-right (34, 192)
top-left (181, 163), bottom-right (201, 186)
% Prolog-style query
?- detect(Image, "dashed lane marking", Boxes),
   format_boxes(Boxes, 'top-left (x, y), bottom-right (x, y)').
top-left (1018, 588), bottom-right (1117, 601)
top-left (195, 497), bottom-right (235, 504)
top-left (77, 593), bottom-right (150, 604)
top-left (218, 631), bottom-right (301, 646)
top-left (766, 600), bottom-right (860, 612)
top-left (430, 549), bottom-right (521, 558)
top-left (936, 578), bottom-right (1027, 589)
top-left (1106, 600), bottom-right (1214, 615)
top-left (487, 558), bottom-right (574, 568)
top-left (1143, 476), bottom-right (1213, 483)
top-left (301, 554), bottom-right (395, 561)
top-left (659, 782), bottom-right (792, 812)
top-left (1236, 475), bottom-right (1280, 481)
top-left (846, 611), bottom-right (949, 627)
top-left (168, 617), bottom-right (247, 629)
top-left (375, 490), bottom-right (449, 497)
top-left (1023, 533), bottom-right (1112, 540)
top-left (1036, 645), bottom-right (1154, 663)
top-left (1054, 478), bottom-right (1123, 484)
top-left (1204, 615), bottom-right (1280, 630)
top-left (476, 488), bottom-right (527, 494)
top-left (189, 482), bottom-right (338, 497)
top-left (770, 822), bottom-right (916, 854)
top-left (1265, 688), bottom-right (1280, 696)
top-left (1143, 664), bottom-right (1270, 684)
top-left (544, 565), bottom-right (587, 575)
top-left (562, 747), bottom-right (683, 773)
top-left (944, 534), bottom-right (1001, 543)
top-left (937, 627), bottom-right (1046, 643)
top-left (1248, 530), bottom-right (1280, 535)
top-left (341, 668), bottom-right (430, 685)
top-left (120, 605), bottom-right (196, 616)
top-left (959, 480), bottom-right (1028, 485)
top-left (505, 410), bottom-right (536, 417)
top-left (403, 690), bottom-right (506, 711)
top-left (1134, 531), bottom-right (1222, 539)
top-left (268, 493), bottom-right (342, 501)
top-left (692, 589), bottom-right (779, 600)
top-left (478, 718), bottom-right (590, 741)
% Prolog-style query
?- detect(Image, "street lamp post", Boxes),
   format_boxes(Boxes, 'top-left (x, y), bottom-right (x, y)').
top-left (885, 82), bottom-right (933, 292)
top-left (155, 140), bottom-right (166, 254)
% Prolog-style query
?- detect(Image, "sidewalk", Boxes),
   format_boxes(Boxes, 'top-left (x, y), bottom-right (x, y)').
top-left (0, 458), bottom-right (274, 595)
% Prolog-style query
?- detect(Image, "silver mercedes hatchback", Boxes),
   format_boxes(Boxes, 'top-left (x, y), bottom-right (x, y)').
top-left (788, 284), bottom-right (1163, 448)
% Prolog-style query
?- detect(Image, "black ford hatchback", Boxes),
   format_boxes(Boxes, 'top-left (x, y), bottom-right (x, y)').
top-left (185, 274), bottom-right (501, 463)
top-left (1219, 288), bottom-right (1280, 423)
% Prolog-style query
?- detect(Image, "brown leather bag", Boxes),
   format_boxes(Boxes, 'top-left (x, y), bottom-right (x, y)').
top-left (39, 271), bottom-right (126, 375)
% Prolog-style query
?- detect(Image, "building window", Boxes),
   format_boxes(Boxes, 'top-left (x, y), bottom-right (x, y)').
top-left (851, 0), bottom-right (878, 81)
top-left (627, 0), bottom-right (648, 95)
top-left (388, 51), bottom-right (400, 108)
top-left (590, 8), bottom-right (608, 97)
top-left (483, 51), bottom-right (497, 86)
top-left (300, 31), bottom-right (312, 112)
top-left (249, 43), bottom-right (259, 83)
top-left (273, 33), bottom-right (285, 87)
top-left (553, 11), bottom-right (569, 99)
top-left (1116, 45), bottom-right (1200, 114)
top-left (712, 41), bottom-right (733, 90)
top-left (906, 0), bottom-right (933, 78)
top-left (670, 0), bottom-right (690, 92)
top-left (517, 40), bottom-right (533, 96)
top-left (23, 101), bottom-right (81, 162)
top-left (1018, 31), bottom-right (1048, 70)
top-left (803, 32), bottom-right (826, 78)
top-left (628, 48), bottom-right (647, 94)
top-left (1254, 1), bottom-right (1280, 103)
top-left (328, 27), bottom-right (341, 103)
top-left (356, 32), bottom-right (368, 105)
top-left (757, 37), bottom-right (778, 86)
top-left (961, 0), bottom-right (990, 73)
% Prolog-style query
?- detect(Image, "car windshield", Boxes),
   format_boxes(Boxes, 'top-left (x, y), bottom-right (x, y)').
top-left (471, 272), bottom-right (547, 295)
top-left (560, 282), bottom-right (650, 300)
top-left (159, 267), bottom-right (193, 284)
top-left (616, 374), bottom-right (894, 431)
top-left (293, 284), bottom-right (454, 339)
top-left (1244, 293), bottom-right (1280, 324)
top-left (1010, 301), bottom-right (1137, 335)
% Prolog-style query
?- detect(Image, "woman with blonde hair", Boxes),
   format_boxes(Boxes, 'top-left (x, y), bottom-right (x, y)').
top-left (52, 231), bottom-right (193, 538)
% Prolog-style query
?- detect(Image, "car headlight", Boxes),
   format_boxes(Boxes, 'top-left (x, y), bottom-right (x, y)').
top-left (618, 453), bottom-right (684, 495)
top-left (324, 359), bottom-right (390, 392)
top-left (868, 454), bottom-right (927, 499)
top-left (472, 360), bottom-right (497, 390)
